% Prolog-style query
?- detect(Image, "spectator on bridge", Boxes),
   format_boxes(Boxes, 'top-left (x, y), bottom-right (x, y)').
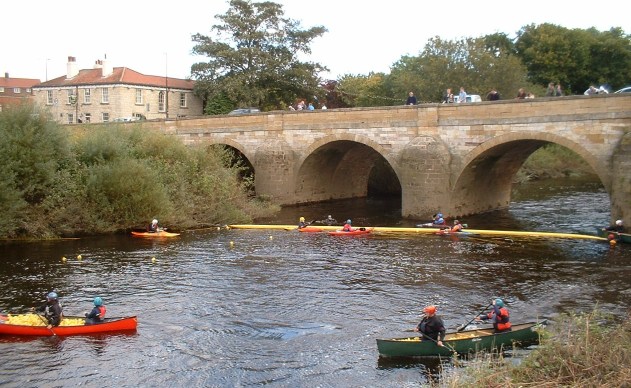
top-left (555, 83), bottom-right (564, 97)
top-left (487, 89), bottom-right (500, 101)
top-left (297, 100), bottom-right (306, 110)
top-left (545, 82), bottom-right (556, 97)
top-left (458, 87), bottom-right (467, 103)
top-left (516, 88), bottom-right (527, 99)
top-left (321, 104), bottom-right (327, 110)
top-left (307, 103), bottom-right (315, 111)
top-left (584, 85), bottom-right (599, 95)
top-left (442, 88), bottom-right (454, 103)
top-left (406, 92), bottom-right (417, 105)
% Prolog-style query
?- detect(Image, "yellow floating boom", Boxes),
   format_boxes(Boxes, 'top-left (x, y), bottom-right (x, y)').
top-left (228, 224), bottom-right (607, 241)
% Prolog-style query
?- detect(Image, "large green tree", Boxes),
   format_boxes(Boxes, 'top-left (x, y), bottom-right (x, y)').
top-left (515, 24), bottom-right (631, 94)
top-left (191, 0), bottom-right (328, 112)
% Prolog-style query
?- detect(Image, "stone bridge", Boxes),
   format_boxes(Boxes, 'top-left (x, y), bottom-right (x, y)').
top-left (140, 94), bottom-right (631, 224)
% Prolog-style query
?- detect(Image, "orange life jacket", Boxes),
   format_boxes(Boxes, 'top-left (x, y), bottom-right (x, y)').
top-left (487, 307), bottom-right (511, 331)
top-left (97, 305), bottom-right (106, 320)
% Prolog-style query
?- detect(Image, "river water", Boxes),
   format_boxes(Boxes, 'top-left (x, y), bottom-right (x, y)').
top-left (0, 179), bottom-right (629, 387)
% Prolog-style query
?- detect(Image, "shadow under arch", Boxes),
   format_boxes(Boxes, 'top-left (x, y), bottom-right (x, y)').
top-left (449, 131), bottom-right (606, 216)
top-left (295, 134), bottom-right (402, 204)
top-left (203, 140), bottom-right (255, 194)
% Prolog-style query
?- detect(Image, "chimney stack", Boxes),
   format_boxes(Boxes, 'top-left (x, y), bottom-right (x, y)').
top-left (66, 56), bottom-right (79, 79)
top-left (101, 55), bottom-right (113, 77)
top-left (4, 72), bottom-right (8, 79)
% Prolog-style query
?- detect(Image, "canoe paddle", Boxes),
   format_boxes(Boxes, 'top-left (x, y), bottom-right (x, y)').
top-left (457, 303), bottom-right (493, 332)
top-left (35, 313), bottom-right (56, 336)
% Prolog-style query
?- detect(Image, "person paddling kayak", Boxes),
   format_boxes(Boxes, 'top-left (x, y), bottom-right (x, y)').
top-left (342, 219), bottom-right (354, 232)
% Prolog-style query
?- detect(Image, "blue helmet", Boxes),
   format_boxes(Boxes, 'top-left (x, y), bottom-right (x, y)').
top-left (47, 292), bottom-right (58, 300)
top-left (437, 213), bottom-right (443, 218)
top-left (346, 219), bottom-right (352, 224)
top-left (495, 298), bottom-right (504, 308)
top-left (93, 297), bottom-right (103, 306)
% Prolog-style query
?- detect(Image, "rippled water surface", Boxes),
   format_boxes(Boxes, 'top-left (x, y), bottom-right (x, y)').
top-left (0, 180), bottom-right (629, 387)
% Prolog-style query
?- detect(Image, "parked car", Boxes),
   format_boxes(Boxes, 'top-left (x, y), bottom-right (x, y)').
top-left (112, 116), bottom-right (143, 122)
top-left (457, 94), bottom-right (482, 103)
top-left (614, 86), bottom-right (631, 94)
top-left (228, 108), bottom-right (260, 115)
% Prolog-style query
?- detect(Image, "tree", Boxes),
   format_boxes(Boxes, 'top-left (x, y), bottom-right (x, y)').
top-left (388, 36), bottom-right (536, 103)
top-left (191, 0), bottom-right (328, 112)
top-left (515, 24), bottom-right (631, 94)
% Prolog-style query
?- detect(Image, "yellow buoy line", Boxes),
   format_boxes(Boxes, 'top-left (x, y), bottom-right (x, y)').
top-left (227, 224), bottom-right (607, 241)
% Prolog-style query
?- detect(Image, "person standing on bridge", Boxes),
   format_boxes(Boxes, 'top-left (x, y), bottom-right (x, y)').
top-left (458, 87), bottom-right (467, 103)
top-left (406, 92), bottom-right (417, 105)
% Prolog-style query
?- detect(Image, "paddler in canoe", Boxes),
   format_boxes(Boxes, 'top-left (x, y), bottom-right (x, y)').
top-left (85, 296), bottom-right (107, 324)
top-left (34, 291), bottom-right (64, 329)
top-left (413, 305), bottom-right (446, 347)
top-left (475, 298), bottom-right (512, 332)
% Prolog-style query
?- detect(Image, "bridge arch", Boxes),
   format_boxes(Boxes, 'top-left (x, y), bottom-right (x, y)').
top-left (294, 134), bottom-right (402, 203)
top-left (449, 131), bottom-right (606, 216)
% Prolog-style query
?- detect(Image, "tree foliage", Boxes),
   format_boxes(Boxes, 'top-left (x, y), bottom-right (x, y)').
top-left (515, 24), bottom-right (631, 94)
top-left (191, 0), bottom-right (328, 112)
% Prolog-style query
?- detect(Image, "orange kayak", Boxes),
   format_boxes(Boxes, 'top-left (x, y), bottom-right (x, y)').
top-left (298, 226), bottom-right (323, 233)
top-left (0, 316), bottom-right (137, 337)
top-left (131, 230), bottom-right (180, 237)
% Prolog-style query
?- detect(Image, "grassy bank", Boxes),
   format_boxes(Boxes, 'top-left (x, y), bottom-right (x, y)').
top-left (439, 310), bottom-right (631, 387)
top-left (0, 105), bottom-right (278, 239)
top-left (515, 143), bottom-right (598, 183)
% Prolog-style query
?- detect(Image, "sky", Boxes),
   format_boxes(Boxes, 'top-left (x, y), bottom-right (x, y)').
top-left (2, 0), bottom-right (629, 82)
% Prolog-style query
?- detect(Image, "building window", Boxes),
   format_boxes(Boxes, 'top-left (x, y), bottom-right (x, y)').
top-left (47, 90), bottom-right (53, 105)
top-left (26, 88), bottom-right (31, 93)
top-left (158, 91), bottom-right (165, 111)
top-left (67, 113), bottom-right (74, 124)
top-left (179, 93), bottom-right (187, 108)
top-left (136, 89), bottom-right (143, 104)
top-left (84, 89), bottom-right (91, 104)
top-left (14, 88), bottom-right (21, 93)
top-left (84, 113), bottom-right (91, 123)
top-left (68, 89), bottom-right (77, 105)
top-left (102, 112), bottom-right (110, 122)
top-left (101, 88), bottom-right (109, 103)
top-left (0, 87), bottom-right (4, 93)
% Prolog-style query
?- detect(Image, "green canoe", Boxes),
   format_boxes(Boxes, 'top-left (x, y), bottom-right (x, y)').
top-left (377, 320), bottom-right (547, 358)
top-left (596, 229), bottom-right (631, 244)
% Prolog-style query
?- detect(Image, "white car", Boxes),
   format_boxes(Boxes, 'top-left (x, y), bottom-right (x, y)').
top-left (457, 94), bottom-right (482, 103)
top-left (614, 86), bottom-right (631, 94)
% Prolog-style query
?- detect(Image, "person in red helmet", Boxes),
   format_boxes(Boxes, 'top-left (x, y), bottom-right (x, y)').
top-left (414, 305), bottom-right (446, 346)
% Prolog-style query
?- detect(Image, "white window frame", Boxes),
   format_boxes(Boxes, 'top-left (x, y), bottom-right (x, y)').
top-left (47, 90), bottom-right (53, 105)
top-left (158, 91), bottom-right (165, 112)
top-left (101, 88), bottom-right (109, 103)
top-left (84, 113), bottom-right (91, 123)
top-left (135, 89), bottom-right (143, 104)
top-left (179, 92), bottom-right (187, 108)
top-left (67, 113), bottom-right (74, 124)
top-left (14, 87), bottom-right (21, 93)
top-left (67, 89), bottom-right (76, 104)
top-left (84, 88), bottom-right (91, 104)
top-left (102, 112), bottom-right (110, 122)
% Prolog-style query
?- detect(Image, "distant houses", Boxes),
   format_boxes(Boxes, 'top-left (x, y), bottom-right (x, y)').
top-left (0, 73), bottom-right (40, 112)
top-left (8, 56), bottom-right (203, 124)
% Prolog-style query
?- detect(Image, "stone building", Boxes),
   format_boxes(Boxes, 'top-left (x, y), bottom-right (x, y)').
top-left (0, 73), bottom-right (40, 111)
top-left (32, 56), bottom-right (203, 124)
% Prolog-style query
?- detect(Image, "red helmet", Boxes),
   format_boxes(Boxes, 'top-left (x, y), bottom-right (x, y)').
top-left (423, 305), bottom-right (437, 315)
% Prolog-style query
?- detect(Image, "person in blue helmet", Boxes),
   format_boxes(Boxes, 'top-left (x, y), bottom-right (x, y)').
top-left (433, 213), bottom-right (446, 225)
top-left (476, 298), bottom-right (511, 333)
top-left (342, 219), bottom-right (354, 232)
top-left (85, 296), bottom-right (107, 324)
top-left (35, 291), bottom-right (63, 328)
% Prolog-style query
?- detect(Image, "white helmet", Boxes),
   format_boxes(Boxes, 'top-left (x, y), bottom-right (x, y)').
top-left (615, 220), bottom-right (623, 225)
top-left (152, 219), bottom-right (158, 224)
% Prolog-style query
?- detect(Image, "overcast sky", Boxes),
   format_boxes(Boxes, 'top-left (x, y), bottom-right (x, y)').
top-left (2, 0), bottom-right (628, 82)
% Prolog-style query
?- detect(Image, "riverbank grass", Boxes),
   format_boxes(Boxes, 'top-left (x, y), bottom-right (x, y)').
top-left (439, 310), bottom-right (631, 387)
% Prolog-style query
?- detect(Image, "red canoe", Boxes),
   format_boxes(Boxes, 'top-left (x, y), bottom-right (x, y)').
top-left (328, 228), bottom-right (373, 236)
top-left (0, 316), bottom-right (137, 337)
top-left (131, 230), bottom-right (180, 238)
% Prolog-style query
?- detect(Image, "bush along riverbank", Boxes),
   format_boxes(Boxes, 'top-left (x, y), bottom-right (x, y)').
top-left (438, 310), bottom-right (631, 387)
top-left (0, 104), bottom-right (279, 239)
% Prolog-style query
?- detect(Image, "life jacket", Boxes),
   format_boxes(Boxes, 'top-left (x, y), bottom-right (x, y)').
top-left (488, 307), bottom-right (511, 331)
top-left (97, 305), bottom-right (106, 320)
top-left (343, 224), bottom-right (352, 231)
